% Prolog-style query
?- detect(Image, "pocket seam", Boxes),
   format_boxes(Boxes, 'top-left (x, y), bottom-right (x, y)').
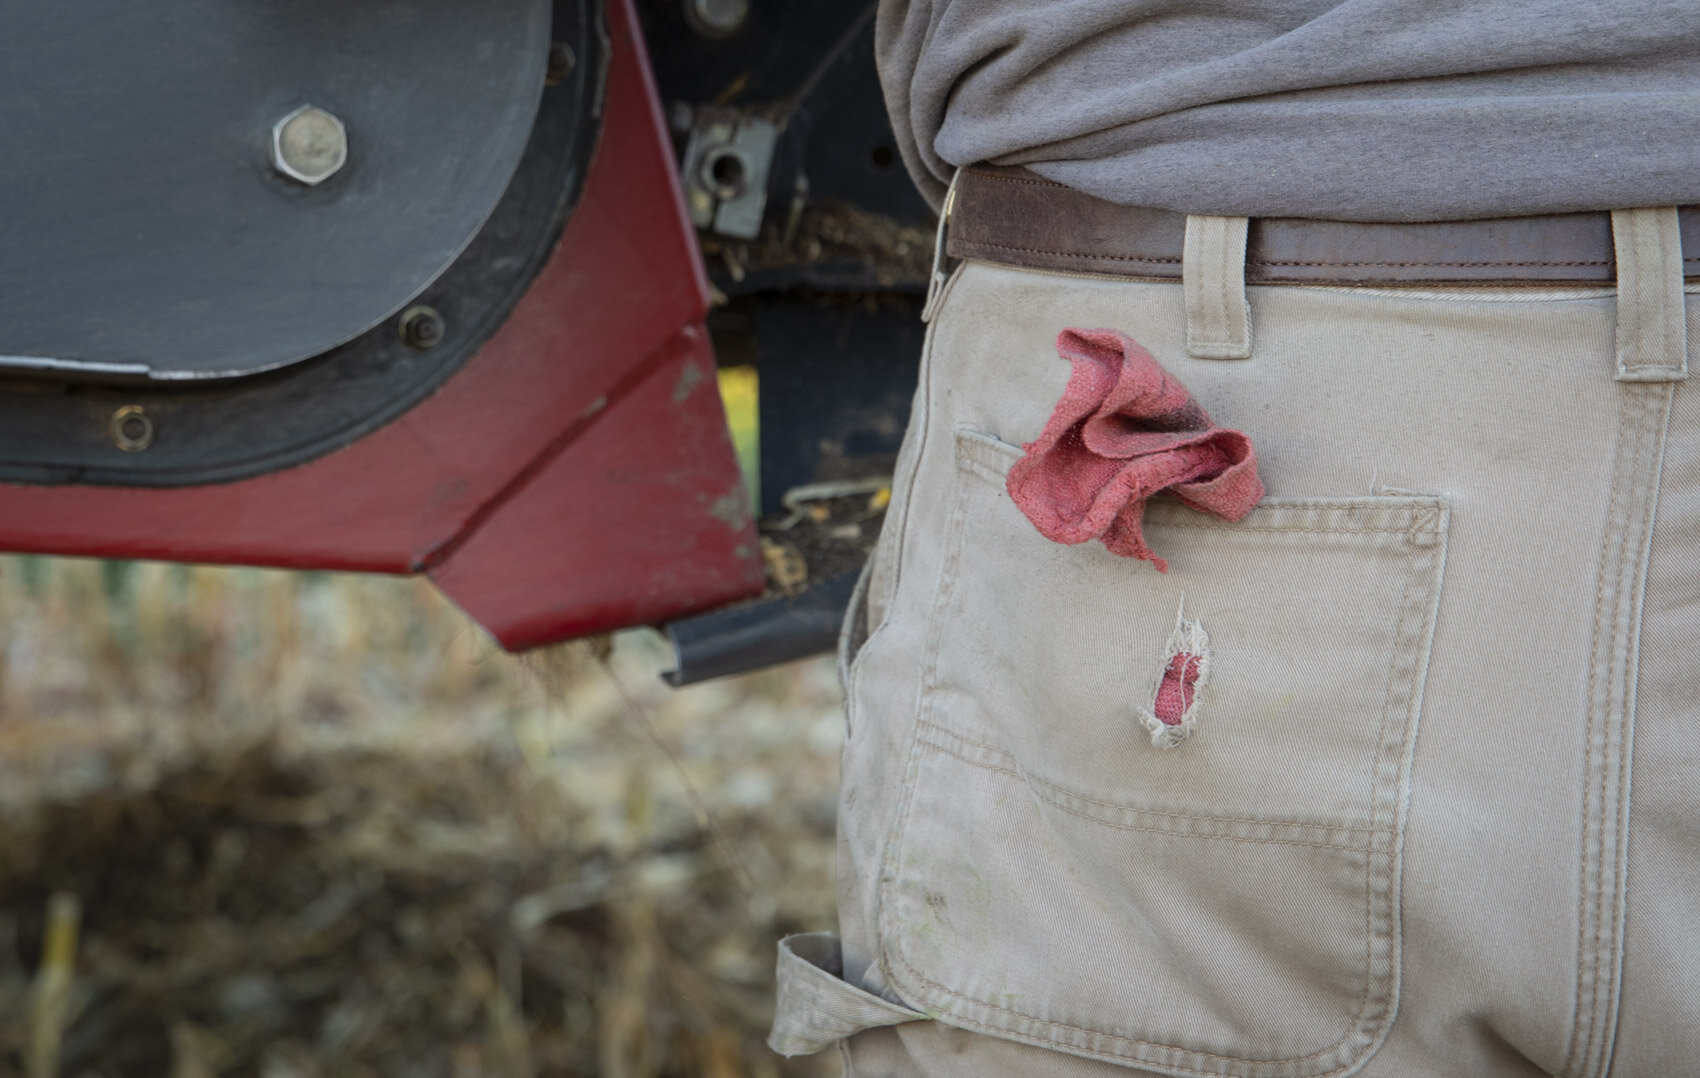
top-left (876, 426), bottom-right (1451, 1077)
top-left (844, 267), bottom-right (971, 714)
top-left (916, 722), bottom-right (1384, 845)
top-left (954, 426), bottom-right (1446, 535)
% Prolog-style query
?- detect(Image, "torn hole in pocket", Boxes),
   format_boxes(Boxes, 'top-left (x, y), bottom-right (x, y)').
top-left (1142, 606), bottom-right (1210, 748)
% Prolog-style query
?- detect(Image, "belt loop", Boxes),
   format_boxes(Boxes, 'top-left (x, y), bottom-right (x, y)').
top-left (920, 168), bottom-right (962, 324)
top-left (1611, 207), bottom-right (1688, 383)
top-left (1183, 215), bottom-right (1253, 360)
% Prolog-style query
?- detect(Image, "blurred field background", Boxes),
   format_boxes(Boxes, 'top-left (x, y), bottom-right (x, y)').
top-left (0, 555), bottom-right (846, 1077)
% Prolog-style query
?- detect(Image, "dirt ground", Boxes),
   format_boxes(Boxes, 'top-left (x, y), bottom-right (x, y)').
top-left (0, 557), bottom-right (846, 1078)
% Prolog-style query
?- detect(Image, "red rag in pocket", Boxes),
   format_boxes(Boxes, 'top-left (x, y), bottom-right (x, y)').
top-left (1006, 329), bottom-right (1264, 572)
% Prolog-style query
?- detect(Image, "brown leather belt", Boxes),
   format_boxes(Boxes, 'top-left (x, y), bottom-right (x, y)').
top-left (947, 165), bottom-right (1700, 286)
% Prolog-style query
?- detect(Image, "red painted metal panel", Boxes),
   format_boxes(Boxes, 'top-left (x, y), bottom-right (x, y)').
top-left (0, 0), bottom-right (764, 646)
top-left (431, 327), bottom-right (762, 649)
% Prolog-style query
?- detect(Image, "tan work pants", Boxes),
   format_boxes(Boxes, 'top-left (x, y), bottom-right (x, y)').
top-left (774, 209), bottom-right (1698, 1078)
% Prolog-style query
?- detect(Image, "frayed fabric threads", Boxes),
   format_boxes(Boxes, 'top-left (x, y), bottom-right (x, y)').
top-left (1141, 610), bottom-right (1210, 748)
top-left (1006, 329), bottom-right (1263, 571)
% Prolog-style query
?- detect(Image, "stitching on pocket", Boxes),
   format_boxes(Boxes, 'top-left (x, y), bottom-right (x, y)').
top-left (917, 726), bottom-right (1380, 850)
top-left (871, 420), bottom-right (986, 985)
top-left (955, 427), bottom-right (1446, 538)
top-left (843, 266), bottom-right (967, 723)
top-left (917, 722), bottom-right (1382, 840)
top-left (876, 428), bottom-right (1451, 1078)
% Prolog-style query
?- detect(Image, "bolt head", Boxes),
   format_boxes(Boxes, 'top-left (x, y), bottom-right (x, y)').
top-left (545, 41), bottom-right (577, 86)
top-left (108, 405), bottom-right (155, 452)
top-left (399, 305), bottom-right (445, 349)
top-left (271, 105), bottom-right (347, 186)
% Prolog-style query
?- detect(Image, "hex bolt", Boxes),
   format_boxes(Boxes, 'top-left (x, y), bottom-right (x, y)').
top-left (546, 42), bottom-right (577, 86)
top-left (685, 0), bottom-right (749, 38)
top-left (399, 305), bottom-right (446, 349)
top-left (271, 105), bottom-right (348, 186)
top-left (108, 404), bottom-right (155, 452)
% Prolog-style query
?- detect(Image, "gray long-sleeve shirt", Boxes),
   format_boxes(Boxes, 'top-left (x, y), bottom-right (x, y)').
top-left (877, 0), bottom-right (1700, 221)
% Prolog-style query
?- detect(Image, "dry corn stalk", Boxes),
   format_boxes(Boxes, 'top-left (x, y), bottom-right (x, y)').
top-left (27, 892), bottom-right (79, 1078)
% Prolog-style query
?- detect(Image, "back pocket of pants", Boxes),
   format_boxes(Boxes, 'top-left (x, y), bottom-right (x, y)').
top-left (876, 429), bottom-right (1449, 1078)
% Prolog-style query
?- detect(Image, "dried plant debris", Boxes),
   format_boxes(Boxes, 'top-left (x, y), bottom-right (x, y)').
top-left (701, 202), bottom-right (934, 289)
top-left (760, 482), bottom-right (891, 595)
top-left (0, 558), bottom-right (846, 1077)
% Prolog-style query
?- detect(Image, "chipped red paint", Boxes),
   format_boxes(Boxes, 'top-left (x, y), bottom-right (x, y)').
top-left (1153, 652), bottom-right (1203, 725)
top-left (0, 0), bottom-right (765, 649)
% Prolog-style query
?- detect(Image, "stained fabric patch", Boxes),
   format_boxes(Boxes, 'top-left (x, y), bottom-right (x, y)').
top-left (1141, 610), bottom-right (1210, 748)
top-left (1006, 328), bottom-right (1264, 571)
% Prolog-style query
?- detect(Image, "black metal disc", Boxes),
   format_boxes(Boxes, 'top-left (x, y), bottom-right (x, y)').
top-left (0, 0), bottom-right (603, 487)
top-left (0, 0), bottom-right (550, 380)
